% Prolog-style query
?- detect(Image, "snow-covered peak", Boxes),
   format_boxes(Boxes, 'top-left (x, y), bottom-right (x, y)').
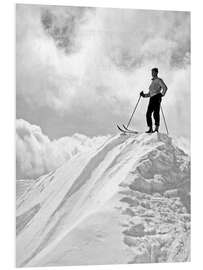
top-left (16, 132), bottom-right (190, 267)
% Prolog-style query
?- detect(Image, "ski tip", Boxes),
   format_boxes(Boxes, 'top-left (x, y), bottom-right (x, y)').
top-left (117, 124), bottom-right (128, 134)
top-left (117, 124), bottom-right (140, 135)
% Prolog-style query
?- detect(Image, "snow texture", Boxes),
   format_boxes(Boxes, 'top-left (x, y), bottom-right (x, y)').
top-left (16, 180), bottom-right (35, 199)
top-left (16, 132), bottom-right (190, 267)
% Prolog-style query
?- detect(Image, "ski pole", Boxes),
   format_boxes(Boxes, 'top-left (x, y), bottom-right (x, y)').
top-left (161, 105), bottom-right (169, 135)
top-left (126, 95), bottom-right (141, 128)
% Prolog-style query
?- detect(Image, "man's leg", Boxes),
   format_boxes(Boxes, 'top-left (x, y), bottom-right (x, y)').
top-left (153, 95), bottom-right (162, 130)
top-left (146, 100), bottom-right (154, 131)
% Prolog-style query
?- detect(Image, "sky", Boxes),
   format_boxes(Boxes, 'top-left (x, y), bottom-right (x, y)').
top-left (16, 4), bottom-right (190, 179)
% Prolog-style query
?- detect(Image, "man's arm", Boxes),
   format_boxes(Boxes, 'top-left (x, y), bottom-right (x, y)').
top-left (144, 92), bottom-right (150, 97)
top-left (140, 91), bottom-right (150, 98)
top-left (159, 78), bottom-right (168, 96)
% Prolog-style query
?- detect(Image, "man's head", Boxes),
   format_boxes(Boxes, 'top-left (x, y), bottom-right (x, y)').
top-left (151, 68), bottom-right (158, 78)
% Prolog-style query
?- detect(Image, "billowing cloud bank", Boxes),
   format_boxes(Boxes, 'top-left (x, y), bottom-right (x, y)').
top-left (16, 119), bottom-right (109, 179)
top-left (16, 5), bottom-right (190, 138)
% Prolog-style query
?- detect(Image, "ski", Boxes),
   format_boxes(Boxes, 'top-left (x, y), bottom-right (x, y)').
top-left (122, 124), bottom-right (159, 134)
top-left (117, 124), bottom-right (126, 133)
top-left (117, 125), bottom-right (139, 134)
top-left (122, 124), bottom-right (138, 133)
top-left (122, 124), bottom-right (129, 131)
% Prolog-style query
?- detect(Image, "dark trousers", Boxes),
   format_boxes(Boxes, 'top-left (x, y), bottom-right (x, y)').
top-left (146, 93), bottom-right (162, 127)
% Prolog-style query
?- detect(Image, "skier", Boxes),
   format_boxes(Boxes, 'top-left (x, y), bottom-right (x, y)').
top-left (140, 68), bottom-right (168, 133)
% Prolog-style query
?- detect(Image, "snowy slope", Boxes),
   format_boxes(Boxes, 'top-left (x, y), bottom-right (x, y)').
top-left (16, 133), bottom-right (110, 198)
top-left (16, 180), bottom-right (35, 199)
top-left (16, 132), bottom-right (190, 267)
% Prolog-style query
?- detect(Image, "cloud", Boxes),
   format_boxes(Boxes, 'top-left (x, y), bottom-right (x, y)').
top-left (16, 5), bottom-right (190, 138)
top-left (92, 9), bottom-right (190, 69)
top-left (16, 119), bottom-right (109, 179)
top-left (40, 6), bottom-right (95, 54)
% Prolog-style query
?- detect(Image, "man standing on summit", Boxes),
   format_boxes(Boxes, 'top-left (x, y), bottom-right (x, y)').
top-left (140, 68), bottom-right (168, 133)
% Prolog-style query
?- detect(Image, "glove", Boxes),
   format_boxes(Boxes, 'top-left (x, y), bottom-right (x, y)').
top-left (140, 91), bottom-right (145, 97)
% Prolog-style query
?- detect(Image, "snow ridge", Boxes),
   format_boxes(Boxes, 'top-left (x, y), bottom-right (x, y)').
top-left (16, 132), bottom-right (190, 267)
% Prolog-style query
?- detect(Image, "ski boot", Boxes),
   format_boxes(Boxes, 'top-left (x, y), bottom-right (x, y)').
top-left (145, 127), bottom-right (153, 133)
top-left (154, 125), bottom-right (159, 132)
